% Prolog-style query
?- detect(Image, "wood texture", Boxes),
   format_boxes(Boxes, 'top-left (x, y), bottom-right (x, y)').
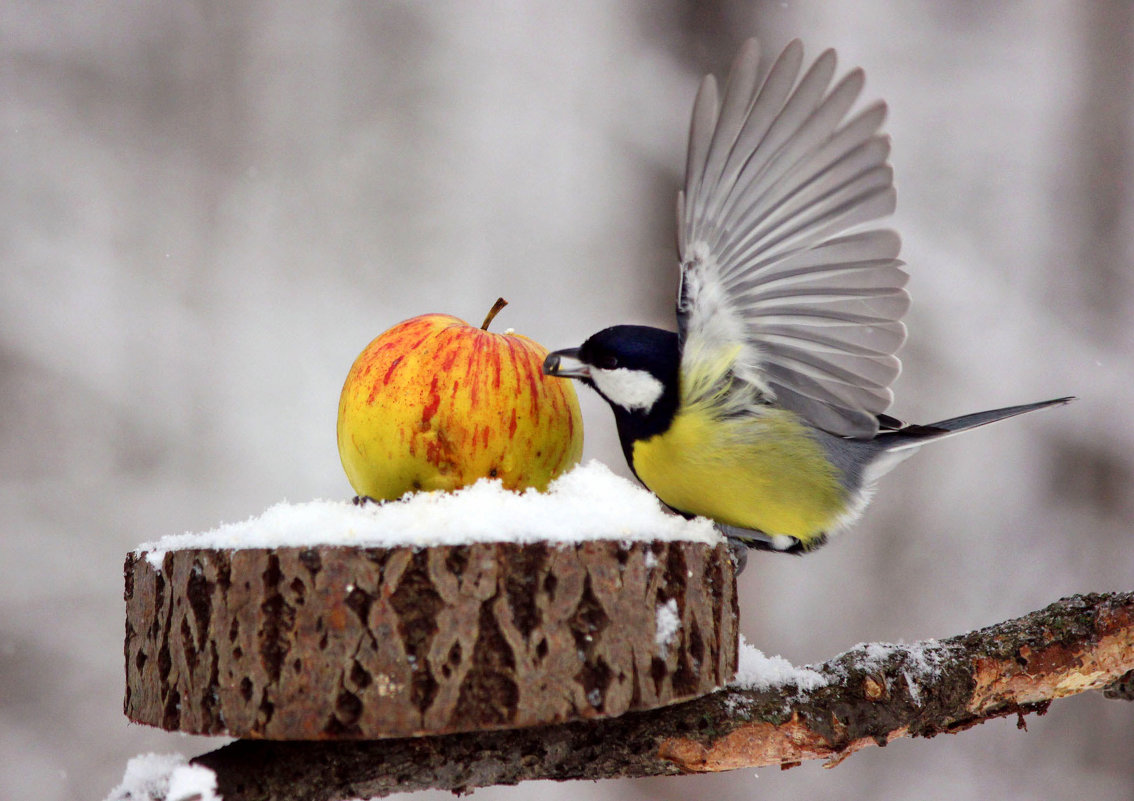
top-left (187, 592), bottom-right (1134, 800)
top-left (124, 540), bottom-right (738, 739)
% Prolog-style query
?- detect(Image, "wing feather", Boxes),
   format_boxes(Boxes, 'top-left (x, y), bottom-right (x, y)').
top-left (711, 67), bottom-right (864, 254)
top-left (682, 76), bottom-right (720, 250)
top-left (688, 40), bottom-right (804, 249)
top-left (677, 40), bottom-right (907, 438)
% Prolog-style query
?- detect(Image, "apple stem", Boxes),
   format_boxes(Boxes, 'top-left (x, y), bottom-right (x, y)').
top-left (481, 297), bottom-right (508, 331)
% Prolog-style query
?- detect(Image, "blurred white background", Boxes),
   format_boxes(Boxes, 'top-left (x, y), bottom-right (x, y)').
top-left (2, 1), bottom-right (1132, 799)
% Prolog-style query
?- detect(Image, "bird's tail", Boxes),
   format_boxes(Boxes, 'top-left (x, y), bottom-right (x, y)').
top-left (880, 396), bottom-right (1074, 453)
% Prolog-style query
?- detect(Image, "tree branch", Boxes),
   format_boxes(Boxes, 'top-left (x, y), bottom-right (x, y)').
top-left (193, 592), bottom-right (1133, 800)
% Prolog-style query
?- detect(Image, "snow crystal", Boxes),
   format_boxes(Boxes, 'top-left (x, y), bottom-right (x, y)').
top-left (841, 639), bottom-right (952, 706)
top-left (730, 634), bottom-right (828, 692)
top-left (167, 764), bottom-right (219, 801)
top-left (137, 460), bottom-right (721, 568)
top-left (655, 598), bottom-right (680, 650)
top-left (105, 753), bottom-right (219, 801)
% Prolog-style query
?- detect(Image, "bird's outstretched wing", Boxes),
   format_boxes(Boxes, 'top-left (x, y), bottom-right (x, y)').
top-left (676, 39), bottom-right (909, 438)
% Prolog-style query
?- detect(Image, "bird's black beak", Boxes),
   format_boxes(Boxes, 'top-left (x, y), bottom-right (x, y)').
top-left (542, 348), bottom-right (590, 379)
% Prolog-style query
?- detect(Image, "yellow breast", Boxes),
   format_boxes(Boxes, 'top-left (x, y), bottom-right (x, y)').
top-left (631, 406), bottom-right (847, 544)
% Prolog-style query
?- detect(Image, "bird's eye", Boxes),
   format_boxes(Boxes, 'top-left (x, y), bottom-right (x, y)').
top-left (599, 354), bottom-right (619, 370)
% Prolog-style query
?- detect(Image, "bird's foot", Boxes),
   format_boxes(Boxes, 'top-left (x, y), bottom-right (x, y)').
top-left (726, 537), bottom-right (749, 575)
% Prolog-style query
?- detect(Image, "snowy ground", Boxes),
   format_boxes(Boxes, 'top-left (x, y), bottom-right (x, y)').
top-left (3, 2), bottom-right (1133, 800)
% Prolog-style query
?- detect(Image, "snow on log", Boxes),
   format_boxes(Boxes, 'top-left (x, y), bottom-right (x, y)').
top-left (124, 540), bottom-right (738, 739)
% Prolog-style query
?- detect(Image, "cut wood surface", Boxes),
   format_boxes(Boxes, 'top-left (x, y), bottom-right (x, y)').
top-left (124, 540), bottom-right (738, 739)
top-left (188, 591), bottom-right (1134, 801)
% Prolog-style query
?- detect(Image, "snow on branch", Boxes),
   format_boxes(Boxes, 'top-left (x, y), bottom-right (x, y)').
top-left (184, 591), bottom-right (1134, 800)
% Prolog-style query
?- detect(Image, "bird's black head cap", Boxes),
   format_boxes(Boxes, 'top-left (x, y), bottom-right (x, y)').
top-left (577, 325), bottom-right (680, 380)
top-left (561, 325), bottom-right (682, 469)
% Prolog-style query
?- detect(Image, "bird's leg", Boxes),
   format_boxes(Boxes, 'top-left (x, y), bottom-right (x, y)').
top-left (726, 537), bottom-right (749, 575)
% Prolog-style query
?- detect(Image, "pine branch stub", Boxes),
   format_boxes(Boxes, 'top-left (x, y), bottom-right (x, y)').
top-left (657, 592), bottom-right (1134, 772)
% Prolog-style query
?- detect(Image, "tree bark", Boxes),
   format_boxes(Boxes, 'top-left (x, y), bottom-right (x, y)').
top-left (190, 591), bottom-right (1134, 800)
top-left (125, 541), bottom-right (737, 739)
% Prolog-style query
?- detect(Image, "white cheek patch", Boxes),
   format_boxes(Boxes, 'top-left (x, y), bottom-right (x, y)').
top-left (590, 367), bottom-right (665, 412)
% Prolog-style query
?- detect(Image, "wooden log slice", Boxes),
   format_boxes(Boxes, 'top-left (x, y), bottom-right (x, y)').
top-left (124, 540), bottom-right (738, 740)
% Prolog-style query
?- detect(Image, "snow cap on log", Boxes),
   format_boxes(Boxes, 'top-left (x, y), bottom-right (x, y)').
top-left (136, 461), bottom-right (721, 567)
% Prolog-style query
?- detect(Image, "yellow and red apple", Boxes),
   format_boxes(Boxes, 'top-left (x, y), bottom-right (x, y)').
top-left (337, 299), bottom-right (584, 500)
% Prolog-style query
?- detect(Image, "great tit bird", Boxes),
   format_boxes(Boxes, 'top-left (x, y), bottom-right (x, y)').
top-left (542, 39), bottom-right (1071, 554)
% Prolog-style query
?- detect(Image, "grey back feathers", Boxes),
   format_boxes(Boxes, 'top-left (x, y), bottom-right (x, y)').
top-left (676, 39), bottom-right (909, 439)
